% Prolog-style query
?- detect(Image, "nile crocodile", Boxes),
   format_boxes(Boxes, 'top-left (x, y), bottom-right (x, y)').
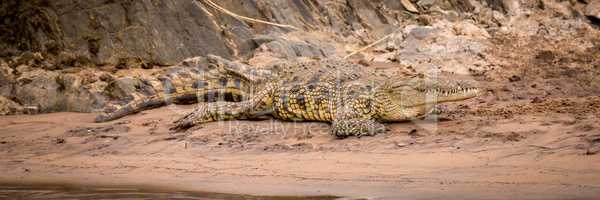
top-left (96, 55), bottom-right (482, 138)
top-left (170, 56), bottom-right (483, 138)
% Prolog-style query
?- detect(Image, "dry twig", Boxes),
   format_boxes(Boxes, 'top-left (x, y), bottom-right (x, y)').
top-left (200, 0), bottom-right (299, 30)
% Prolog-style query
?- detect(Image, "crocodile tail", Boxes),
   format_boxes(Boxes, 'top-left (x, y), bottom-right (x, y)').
top-left (95, 76), bottom-right (254, 123)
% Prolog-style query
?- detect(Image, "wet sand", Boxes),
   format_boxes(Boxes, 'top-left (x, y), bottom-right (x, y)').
top-left (0, 184), bottom-right (338, 200)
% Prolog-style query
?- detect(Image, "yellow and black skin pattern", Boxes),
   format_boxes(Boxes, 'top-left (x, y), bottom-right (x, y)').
top-left (172, 58), bottom-right (483, 138)
top-left (173, 75), bottom-right (388, 138)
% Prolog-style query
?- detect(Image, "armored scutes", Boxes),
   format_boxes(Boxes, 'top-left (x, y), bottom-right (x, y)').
top-left (171, 56), bottom-right (482, 138)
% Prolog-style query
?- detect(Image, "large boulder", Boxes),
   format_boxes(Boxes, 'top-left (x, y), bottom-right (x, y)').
top-left (57, 73), bottom-right (107, 112)
top-left (248, 33), bottom-right (338, 66)
top-left (586, 1), bottom-right (600, 22)
top-left (0, 96), bottom-right (22, 115)
top-left (13, 69), bottom-right (62, 113)
top-left (387, 20), bottom-right (490, 75)
top-left (12, 68), bottom-right (107, 113)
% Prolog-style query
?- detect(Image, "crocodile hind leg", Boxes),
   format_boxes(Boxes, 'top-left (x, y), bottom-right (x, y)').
top-left (331, 118), bottom-right (387, 138)
top-left (171, 89), bottom-right (272, 131)
top-left (170, 101), bottom-right (256, 131)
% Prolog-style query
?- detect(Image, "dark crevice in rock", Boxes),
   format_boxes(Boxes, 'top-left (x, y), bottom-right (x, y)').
top-left (588, 16), bottom-right (600, 28)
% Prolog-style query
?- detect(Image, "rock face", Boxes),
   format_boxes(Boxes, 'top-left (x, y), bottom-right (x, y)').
top-left (0, 0), bottom-right (408, 65)
top-left (1, 0), bottom-right (597, 66)
top-left (0, 0), bottom-right (233, 65)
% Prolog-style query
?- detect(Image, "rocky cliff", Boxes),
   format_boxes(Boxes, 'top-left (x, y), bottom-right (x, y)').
top-left (0, 0), bottom-right (411, 65)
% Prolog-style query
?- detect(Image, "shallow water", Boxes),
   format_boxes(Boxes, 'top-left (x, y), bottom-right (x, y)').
top-left (0, 184), bottom-right (338, 200)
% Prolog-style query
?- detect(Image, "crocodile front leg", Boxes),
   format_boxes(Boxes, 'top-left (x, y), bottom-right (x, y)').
top-left (331, 118), bottom-right (387, 138)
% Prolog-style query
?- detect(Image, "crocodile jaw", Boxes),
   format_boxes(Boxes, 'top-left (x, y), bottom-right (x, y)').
top-left (377, 86), bottom-right (482, 121)
top-left (418, 86), bottom-right (482, 105)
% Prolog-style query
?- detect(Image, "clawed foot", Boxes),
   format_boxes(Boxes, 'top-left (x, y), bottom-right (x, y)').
top-left (170, 111), bottom-right (199, 132)
top-left (169, 102), bottom-right (228, 131)
top-left (331, 119), bottom-right (387, 139)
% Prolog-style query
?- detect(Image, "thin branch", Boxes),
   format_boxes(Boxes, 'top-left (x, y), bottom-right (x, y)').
top-left (201, 0), bottom-right (300, 31)
top-left (343, 29), bottom-right (400, 59)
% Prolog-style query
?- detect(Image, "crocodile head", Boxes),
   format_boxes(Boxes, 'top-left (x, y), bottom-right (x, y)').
top-left (376, 74), bottom-right (483, 121)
